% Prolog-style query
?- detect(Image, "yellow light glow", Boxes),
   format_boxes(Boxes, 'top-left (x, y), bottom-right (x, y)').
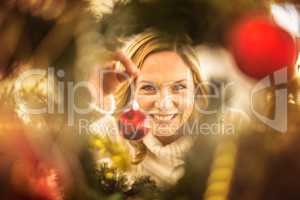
top-left (296, 53), bottom-right (300, 76)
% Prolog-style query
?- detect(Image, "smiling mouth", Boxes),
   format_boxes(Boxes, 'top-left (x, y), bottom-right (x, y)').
top-left (150, 114), bottom-right (177, 122)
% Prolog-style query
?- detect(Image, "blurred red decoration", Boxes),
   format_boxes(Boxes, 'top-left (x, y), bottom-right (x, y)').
top-left (119, 109), bottom-right (149, 141)
top-left (11, 161), bottom-right (62, 200)
top-left (0, 107), bottom-right (63, 200)
top-left (227, 14), bottom-right (298, 79)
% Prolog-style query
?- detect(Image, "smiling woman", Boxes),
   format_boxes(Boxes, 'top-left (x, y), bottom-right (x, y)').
top-left (134, 51), bottom-right (196, 145)
top-left (91, 30), bottom-right (208, 187)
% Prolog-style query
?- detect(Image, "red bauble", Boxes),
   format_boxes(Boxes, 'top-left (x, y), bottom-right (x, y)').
top-left (119, 109), bottom-right (148, 141)
top-left (227, 14), bottom-right (298, 79)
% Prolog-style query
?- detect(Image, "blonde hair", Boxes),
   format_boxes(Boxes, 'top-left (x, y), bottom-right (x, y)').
top-left (114, 30), bottom-right (207, 117)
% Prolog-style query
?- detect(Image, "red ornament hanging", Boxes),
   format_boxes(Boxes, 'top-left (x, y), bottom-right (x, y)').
top-left (227, 14), bottom-right (298, 79)
top-left (119, 108), bottom-right (149, 141)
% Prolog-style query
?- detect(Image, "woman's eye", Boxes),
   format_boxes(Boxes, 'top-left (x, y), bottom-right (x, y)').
top-left (140, 85), bottom-right (156, 94)
top-left (172, 84), bottom-right (186, 92)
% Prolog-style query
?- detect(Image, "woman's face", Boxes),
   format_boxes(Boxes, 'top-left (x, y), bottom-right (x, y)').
top-left (134, 51), bottom-right (195, 139)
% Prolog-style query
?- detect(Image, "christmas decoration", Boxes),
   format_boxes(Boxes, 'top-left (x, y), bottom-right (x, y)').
top-left (90, 134), bottom-right (131, 171)
top-left (95, 163), bottom-right (160, 199)
top-left (118, 108), bottom-right (148, 141)
top-left (227, 14), bottom-right (298, 79)
top-left (3, 0), bottom-right (66, 20)
top-left (98, 0), bottom-right (268, 49)
top-left (11, 160), bottom-right (62, 200)
top-left (0, 103), bottom-right (63, 200)
top-left (2, 1), bottom-right (300, 200)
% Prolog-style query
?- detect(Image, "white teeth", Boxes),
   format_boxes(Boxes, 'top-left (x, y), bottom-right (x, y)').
top-left (153, 114), bottom-right (175, 121)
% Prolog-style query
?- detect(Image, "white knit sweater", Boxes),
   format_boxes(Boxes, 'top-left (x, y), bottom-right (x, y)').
top-left (131, 133), bottom-right (194, 186)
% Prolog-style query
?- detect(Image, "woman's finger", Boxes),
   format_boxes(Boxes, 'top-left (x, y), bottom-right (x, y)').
top-left (112, 51), bottom-right (140, 77)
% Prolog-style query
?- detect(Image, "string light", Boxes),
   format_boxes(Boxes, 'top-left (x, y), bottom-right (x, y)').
top-left (296, 53), bottom-right (300, 76)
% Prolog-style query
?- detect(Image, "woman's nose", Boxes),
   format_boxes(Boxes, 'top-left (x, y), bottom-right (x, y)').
top-left (154, 93), bottom-right (175, 111)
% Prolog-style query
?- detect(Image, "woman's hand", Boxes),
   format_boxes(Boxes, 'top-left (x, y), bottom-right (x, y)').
top-left (89, 51), bottom-right (140, 105)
